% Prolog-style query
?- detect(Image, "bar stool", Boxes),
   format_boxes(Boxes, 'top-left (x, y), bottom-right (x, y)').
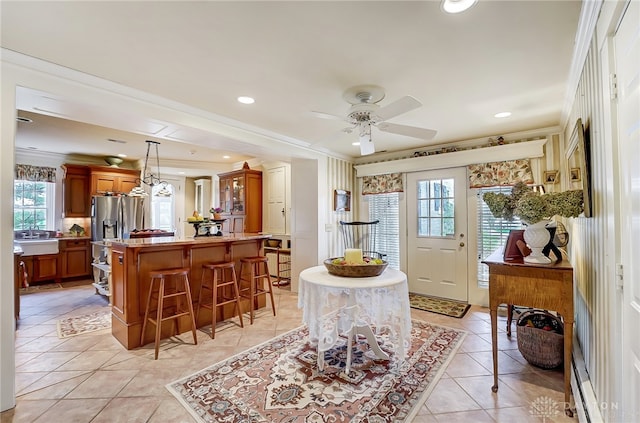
top-left (140, 267), bottom-right (198, 360)
top-left (274, 247), bottom-right (291, 287)
top-left (197, 261), bottom-right (244, 338)
top-left (238, 256), bottom-right (277, 324)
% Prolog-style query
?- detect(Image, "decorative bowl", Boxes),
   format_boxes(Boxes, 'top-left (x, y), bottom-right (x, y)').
top-left (323, 257), bottom-right (388, 278)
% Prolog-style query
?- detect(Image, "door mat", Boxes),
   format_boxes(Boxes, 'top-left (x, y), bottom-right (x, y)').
top-left (56, 309), bottom-right (111, 338)
top-left (167, 319), bottom-right (466, 422)
top-left (409, 293), bottom-right (471, 318)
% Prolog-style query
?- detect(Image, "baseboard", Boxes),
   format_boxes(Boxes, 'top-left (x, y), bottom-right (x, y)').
top-left (571, 332), bottom-right (604, 423)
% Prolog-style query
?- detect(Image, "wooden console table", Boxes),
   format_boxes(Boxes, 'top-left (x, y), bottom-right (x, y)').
top-left (482, 249), bottom-right (574, 416)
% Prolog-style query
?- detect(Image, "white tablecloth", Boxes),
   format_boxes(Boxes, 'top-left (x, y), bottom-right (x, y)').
top-left (298, 265), bottom-right (412, 361)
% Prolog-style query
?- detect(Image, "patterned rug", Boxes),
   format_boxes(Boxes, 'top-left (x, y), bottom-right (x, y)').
top-left (167, 319), bottom-right (466, 422)
top-left (56, 309), bottom-right (112, 338)
top-left (409, 293), bottom-right (471, 318)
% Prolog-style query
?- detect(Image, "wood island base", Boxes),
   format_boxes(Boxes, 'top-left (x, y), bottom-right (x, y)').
top-left (108, 234), bottom-right (270, 350)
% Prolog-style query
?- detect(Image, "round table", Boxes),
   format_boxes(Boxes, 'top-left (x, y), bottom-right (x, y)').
top-left (298, 265), bottom-right (411, 374)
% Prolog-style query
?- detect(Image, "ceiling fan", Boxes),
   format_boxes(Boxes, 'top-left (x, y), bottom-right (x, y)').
top-left (313, 84), bottom-right (437, 155)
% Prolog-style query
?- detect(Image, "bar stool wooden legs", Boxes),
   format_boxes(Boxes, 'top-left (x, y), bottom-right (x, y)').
top-left (238, 256), bottom-right (276, 324)
top-left (197, 262), bottom-right (244, 338)
top-left (140, 268), bottom-right (197, 359)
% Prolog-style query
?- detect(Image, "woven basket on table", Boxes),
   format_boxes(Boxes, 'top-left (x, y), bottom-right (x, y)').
top-left (516, 310), bottom-right (564, 369)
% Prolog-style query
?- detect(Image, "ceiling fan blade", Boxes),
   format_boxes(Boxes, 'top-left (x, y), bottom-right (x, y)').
top-left (308, 125), bottom-right (356, 146)
top-left (372, 96), bottom-right (421, 121)
top-left (311, 110), bottom-right (346, 121)
top-left (376, 122), bottom-right (437, 140)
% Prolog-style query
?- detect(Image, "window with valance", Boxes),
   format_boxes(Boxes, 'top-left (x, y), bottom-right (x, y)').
top-left (467, 159), bottom-right (533, 188)
top-left (14, 164), bottom-right (57, 230)
top-left (15, 164), bottom-right (57, 182)
top-left (362, 173), bottom-right (403, 195)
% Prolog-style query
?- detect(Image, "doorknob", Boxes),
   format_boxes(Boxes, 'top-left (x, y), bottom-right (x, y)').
top-left (459, 242), bottom-right (465, 247)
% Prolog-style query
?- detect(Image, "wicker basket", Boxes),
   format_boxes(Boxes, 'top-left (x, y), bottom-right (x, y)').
top-left (516, 310), bottom-right (564, 369)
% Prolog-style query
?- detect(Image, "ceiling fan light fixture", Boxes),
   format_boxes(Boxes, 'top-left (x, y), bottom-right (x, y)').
top-left (442, 0), bottom-right (477, 14)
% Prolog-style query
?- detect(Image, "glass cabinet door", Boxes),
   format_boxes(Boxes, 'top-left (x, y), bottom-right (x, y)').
top-left (221, 178), bottom-right (232, 213)
top-left (232, 176), bottom-right (245, 212)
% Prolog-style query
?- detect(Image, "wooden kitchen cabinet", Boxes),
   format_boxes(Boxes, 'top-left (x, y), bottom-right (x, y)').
top-left (62, 164), bottom-right (142, 215)
top-left (89, 166), bottom-right (140, 195)
top-left (62, 164), bottom-right (91, 217)
top-left (59, 239), bottom-right (91, 278)
top-left (218, 167), bottom-right (262, 233)
top-left (22, 254), bottom-right (59, 284)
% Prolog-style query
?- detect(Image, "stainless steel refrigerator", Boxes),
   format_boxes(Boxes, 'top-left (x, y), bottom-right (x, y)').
top-left (91, 196), bottom-right (145, 241)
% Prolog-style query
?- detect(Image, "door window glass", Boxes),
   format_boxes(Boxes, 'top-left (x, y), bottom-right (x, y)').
top-left (416, 178), bottom-right (455, 238)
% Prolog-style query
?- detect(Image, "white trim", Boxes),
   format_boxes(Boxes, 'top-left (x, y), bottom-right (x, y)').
top-left (572, 332), bottom-right (604, 423)
top-left (354, 139), bottom-right (546, 177)
top-left (560, 0), bottom-right (602, 129)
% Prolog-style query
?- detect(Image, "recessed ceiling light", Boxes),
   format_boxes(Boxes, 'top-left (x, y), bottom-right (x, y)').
top-left (442, 0), bottom-right (477, 14)
top-left (237, 96), bottom-right (255, 104)
top-left (178, 171), bottom-right (185, 175)
top-left (494, 112), bottom-right (512, 118)
top-left (352, 142), bottom-right (360, 146)
top-left (107, 138), bottom-right (127, 144)
top-left (223, 155), bottom-right (230, 159)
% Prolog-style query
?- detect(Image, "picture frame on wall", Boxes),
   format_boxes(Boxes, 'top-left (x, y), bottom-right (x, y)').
top-left (544, 170), bottom-right (559, 184)
top-left (566, 118), bottom-right (592, 217)
top-left (570, 167), bottom-right (581, 182)
top-left (334, 189), bottom-right (351, 212)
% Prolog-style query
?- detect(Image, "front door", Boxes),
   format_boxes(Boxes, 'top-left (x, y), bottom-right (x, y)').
top-left (407, 168), bottom-right (468, 301)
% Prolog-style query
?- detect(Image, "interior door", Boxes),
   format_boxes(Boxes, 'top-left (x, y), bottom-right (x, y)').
top-left (407, 167), bottom-right (468, 301)
top-left (614, 2), bottom-right (640, 418)
top-left (266, 166), bottom-right (286, 234)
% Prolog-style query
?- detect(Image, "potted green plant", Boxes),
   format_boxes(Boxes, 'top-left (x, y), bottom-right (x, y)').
top-left (483, 182), bottom-right (583, 263)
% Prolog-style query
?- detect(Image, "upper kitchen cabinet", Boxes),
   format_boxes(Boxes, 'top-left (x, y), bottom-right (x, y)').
top-left (218, 167), bottom-right (262, 233)
top-left (89, 166), bottom-right (140, 196)
top-left (62, 164), bottom-right (91, 217)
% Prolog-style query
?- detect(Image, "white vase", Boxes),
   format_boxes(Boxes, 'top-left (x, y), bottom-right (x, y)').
top-left (523, 220), bottom-right (552, 264)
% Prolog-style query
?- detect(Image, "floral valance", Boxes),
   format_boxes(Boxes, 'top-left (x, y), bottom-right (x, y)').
top-left (362, 173), bottom-right (403, 195)
top-left (468, 159), bottom-right (533, 188)
top-left (15, 164), bottom-right (57, 183)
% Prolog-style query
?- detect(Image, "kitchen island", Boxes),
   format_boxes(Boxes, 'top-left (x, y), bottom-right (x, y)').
top-left (108, 233), bottom-right (271, 349)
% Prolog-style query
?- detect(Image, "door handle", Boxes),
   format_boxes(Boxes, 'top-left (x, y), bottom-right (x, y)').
top-left (459, 242), bottom-right (465, 247)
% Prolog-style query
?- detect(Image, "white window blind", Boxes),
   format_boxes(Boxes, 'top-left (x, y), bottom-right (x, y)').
top-left (476, 187), bottom-right (522, 287)
top-left (368, 193), bottom-right (400, 269)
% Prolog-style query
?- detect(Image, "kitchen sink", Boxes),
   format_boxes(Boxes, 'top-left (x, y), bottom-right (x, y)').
top-left (14, 239), bottom-right (59, 256)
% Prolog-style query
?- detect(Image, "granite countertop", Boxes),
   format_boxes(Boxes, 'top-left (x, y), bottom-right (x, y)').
top-left (108, 233), bottom-right (272, 248)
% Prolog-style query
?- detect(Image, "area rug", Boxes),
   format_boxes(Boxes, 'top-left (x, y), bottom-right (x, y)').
top-left (56, 309), bottom-right (111, 338)
top-left (409, 293), bottom-right (471, 318)
top-left (167, 319), bottom-right (466, 422)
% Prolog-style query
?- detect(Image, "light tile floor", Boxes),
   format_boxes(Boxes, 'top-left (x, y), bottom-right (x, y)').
top-left (2, 280), bottom-right (576, 422)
